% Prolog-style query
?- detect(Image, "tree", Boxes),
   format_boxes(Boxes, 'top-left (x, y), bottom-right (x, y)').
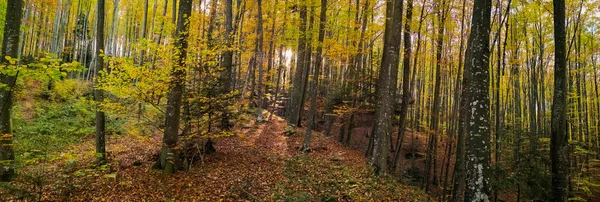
top-left (0, 0), bottom-right (23, 182)
top-left (155, 0), bottom-right (192, 174)
top-left (551, 0), bottom-right (569, 200)
top-left (302, 0), bottom-right (327, 151)
top-left (220, 0), bottom-right (234, 129)
top-left (287, 1), bottom-right (308, 127)
top-left (94, 0), bottom-right (107, 165)
top-left (370, 0), bottom-right (402, 175)
top-left (463, 0), bottom-right (492, 200)
top-left (391, 0), bottom-right (413, 172)
top-left (255, 0), bottom-right (265, 122)
top-left (424, 0), bottom-right (447, 191)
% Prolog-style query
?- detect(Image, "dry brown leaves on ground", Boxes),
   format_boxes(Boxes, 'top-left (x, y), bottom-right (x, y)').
top-left (2, 115), bottom-right (426, 201)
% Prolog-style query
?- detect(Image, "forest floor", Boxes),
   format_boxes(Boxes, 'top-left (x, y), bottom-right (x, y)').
top-left (2, 114), bottom-right (427, 201)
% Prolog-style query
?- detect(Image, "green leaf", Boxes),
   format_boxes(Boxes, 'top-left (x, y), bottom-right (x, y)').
top-left (104, 173), bottom-right (117, 179)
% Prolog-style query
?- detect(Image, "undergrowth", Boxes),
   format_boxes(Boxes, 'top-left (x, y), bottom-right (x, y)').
top-left (273, 155), bottom-right (427, 201)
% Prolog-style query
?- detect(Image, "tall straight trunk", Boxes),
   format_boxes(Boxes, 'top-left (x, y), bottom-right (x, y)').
top-left (220, 0), bottom-right (234, 129)
top-left (287, 2), bottom-right (308, 126)
top-left (302, 0), bottom-right (327, 151)
top-left (151, 0), bottom-right (169, 69)
top-left (593, 37), bottom-right (600, 160)
top-left (265, 1), bottom-right (278, 92)
top-left (108, 0), bottom-right (120, 56)
top-left (510, 18), bottom-right (521, 180)
top-left (269, 43), bottom-right (285, 121)
top-left (551, 0), bottom-right (569, 200)
top-left (255, 0), bottom-right (265, 122)
top-left (156, 0), bottom-right (192, 174)
top-left (464, 0), bottom-right (492, 200)
top-left (425, 0), bottom-right (447, 191)
top-left (0, 0), bottom-right (23, 182)
top-left (94, 0), bottom-right (107, 165)
top-left (493, 3), bottom-right (511, 201)
top-left (449, 0), bottom-right (468, 200)
top-left (371, 0), bottom-right (402, 175)
top-left (391, 0), bottom-right (413, 171)
top-left (139, 0), bottom-right (149, 64)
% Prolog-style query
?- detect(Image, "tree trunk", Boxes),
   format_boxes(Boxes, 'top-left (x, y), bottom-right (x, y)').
top-left (391, 0), bottom-right (413, 172)
top-left (255, 0), bottom-right (265, 122)
top-left (464, 0), bottom-right (492, 200)
top-left (220, 0), bottom-right (234, 129)
top-left (94, 0), bottom-right (107, 166)
top-left (551, 0), bottom-right (569, 200)
top-left (287, 2), bottom-right (308, 127)
top-left (370, 0), bottom-right (402, 175)
top-left (425, 0), bottom-right (447, 191)
top-left (302, 0), bottom-right (327, 151)
top-left (0, 0), bottom-right (23, 182)
top-left (156, 0), bottom-right (192, 174)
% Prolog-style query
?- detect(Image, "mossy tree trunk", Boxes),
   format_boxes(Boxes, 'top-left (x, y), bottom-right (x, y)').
top-left (157, 0), bottom-right (192, 174)
top-left (463, 0), bottom-right (492, 200)
top-left (0, 0), bottom-right (23, 182)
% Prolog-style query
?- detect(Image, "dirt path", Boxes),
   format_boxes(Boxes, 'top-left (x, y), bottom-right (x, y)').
top-left (5, 114), bottom-right (426, 201)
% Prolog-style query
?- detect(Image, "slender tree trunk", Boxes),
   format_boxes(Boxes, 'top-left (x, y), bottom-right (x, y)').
top-left (425, 0), bottom-right (447, 191)
top-left (302, 0), bottom-right (327, 151)
top-left (287, 2), bottom-right (308, 127)
top-left (156, 0), bottom-right (192, 174)
top-left (255, 0), bottom-right (265, 122)
top-left (0, 0), bottom-right (23, 182)
top-left (551, 0), bottom-right (569, 199)
top-left (220, 0), bottom-right (234, 129)
top-left (391, 0), bottom-right (413, 172)
top-left (94, 0), bottom-right (107, 165)
top-left (448, 0), bottom-right (468, 199)
top-left (151, 0), bottom-right (169, 69)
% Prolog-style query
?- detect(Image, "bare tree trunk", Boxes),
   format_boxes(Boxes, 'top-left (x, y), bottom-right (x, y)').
top-left (287, 2), bottom-right (308, 127)
top-left (425, 0), bottom-right (447, 191)
top-left (370, 0), bottom-right (402, 175)
top-left (0, 0), bottom-right (23, 182)
top-left (255, 0), bottom-right (265, 122)
top-left (302, 0), bottom-right (327, 151)
top-left (220, 0), bottom-right (234, 129)
top-left (94, 0), bottom-right (107, 166)
top-left (551, 0), bottom-right (569, 200)
top-left (156, 0), bottom-right (192, 174)
top-left (463, 0), bottom-right (492, 199)
top-left (391, 0), bottom-right (413, 172)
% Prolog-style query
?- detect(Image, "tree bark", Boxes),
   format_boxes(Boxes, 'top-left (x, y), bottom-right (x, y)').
top-left (220, 0), bottom-right (234, 129)
top-left (370, 0), bottom-right (402, 175)
top-left (255, 0), bottom-right (265, 122)
top-left (391, 0), bottom-right (413, 172)
top-left (551, 0), bottom-right (569, 200)
top-left (302, 0), bottom-right (327, 151)
top-left (0, 0), bottom-right (23, 182)
top-left (156, 0), bottom-right (192, 174)
top-left (94, 0), bottom-right (107, 166)
top-left (464, 0), bottom-right (492, 200)
top-left (287, 2), bottom-right (308, 127)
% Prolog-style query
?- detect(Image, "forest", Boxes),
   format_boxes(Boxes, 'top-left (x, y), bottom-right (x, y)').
top-left (0, 0), bottom-right (598, 201)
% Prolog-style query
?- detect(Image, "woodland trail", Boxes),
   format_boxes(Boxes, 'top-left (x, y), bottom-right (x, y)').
top-left (6, 114), bottom-right (426, 201)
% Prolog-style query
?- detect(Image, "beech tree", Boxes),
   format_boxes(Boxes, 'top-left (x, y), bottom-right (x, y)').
top-left (370, 0), bottom-right (402, 175)
top-left (95, 0), bottom-right (107, 165)
top-left (155, 0), bottom-right (192, 174)
top-left (551, 0), bottom-right (569, 200)
top-left (463, 0), bottom-right (492, 200)
top-left (0, 0), bottom-right (23, 182)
